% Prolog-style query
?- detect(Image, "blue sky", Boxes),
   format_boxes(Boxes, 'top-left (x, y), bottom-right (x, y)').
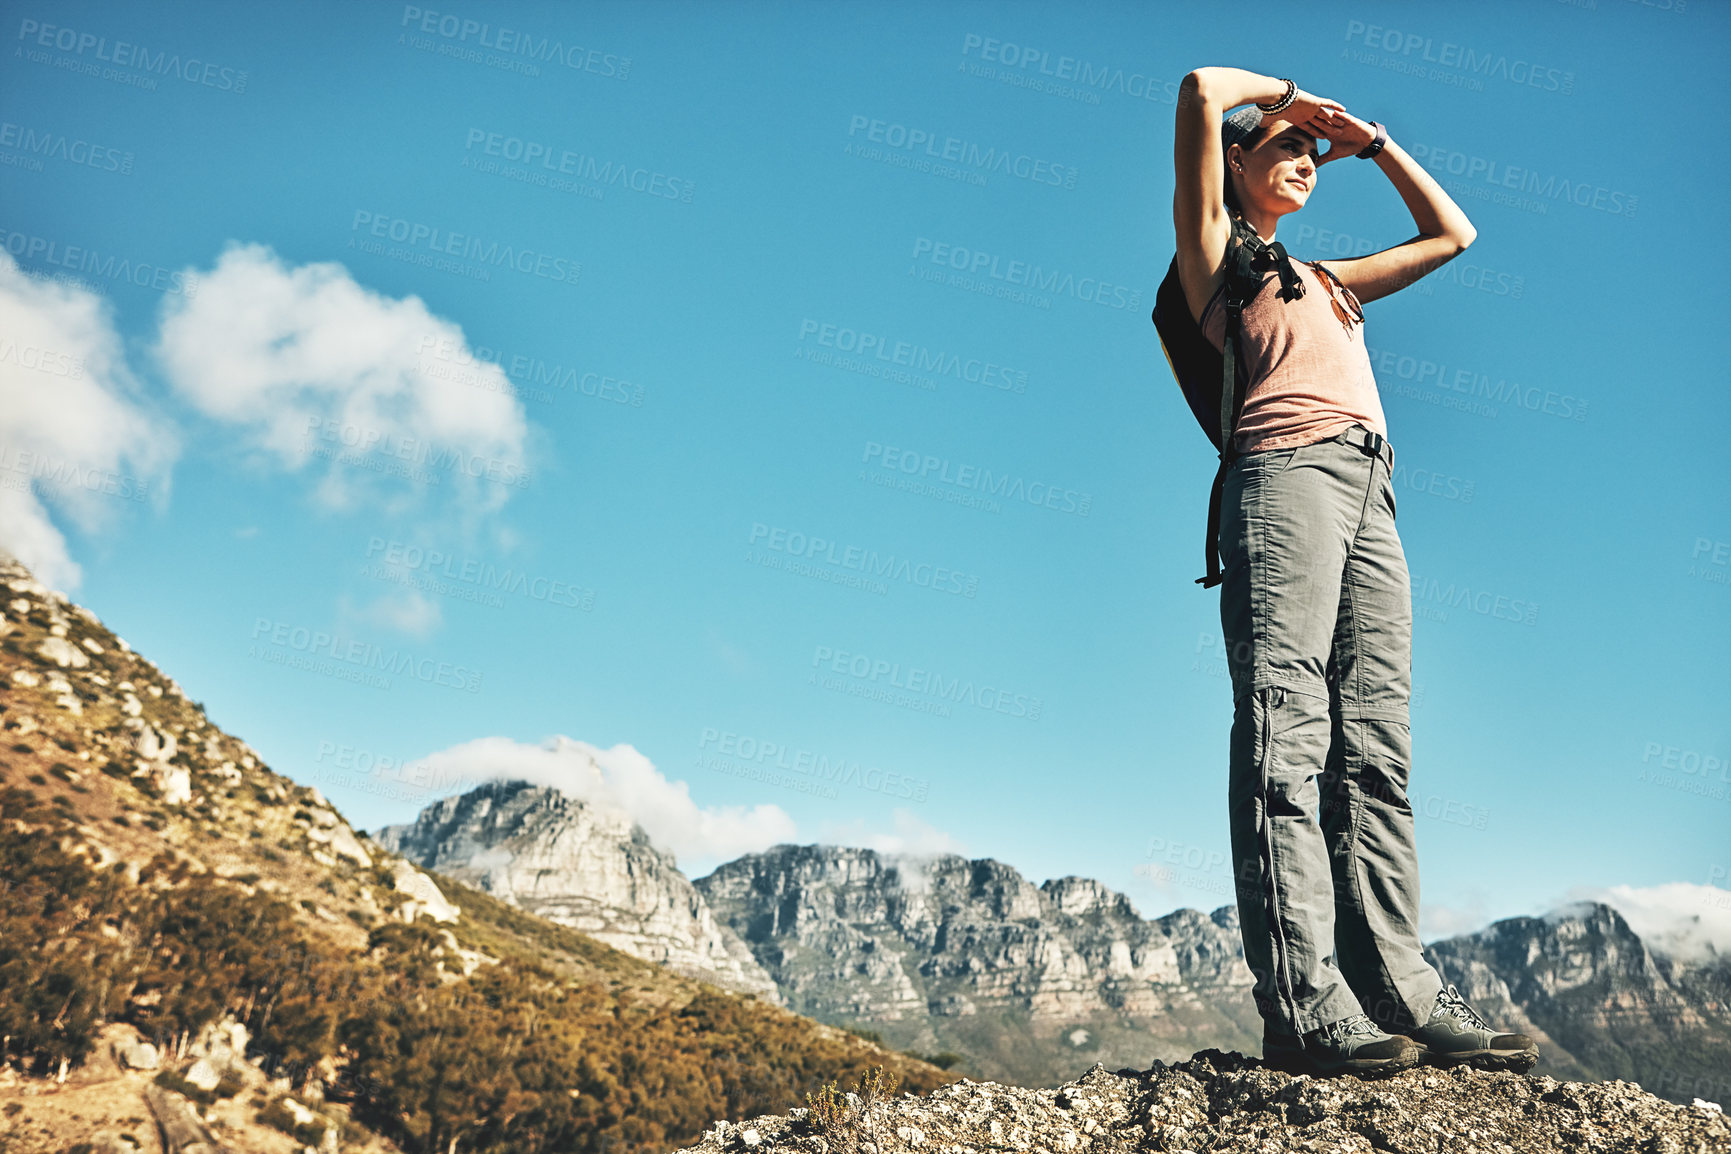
top-left (3, 0), bottom-right (1726, 944)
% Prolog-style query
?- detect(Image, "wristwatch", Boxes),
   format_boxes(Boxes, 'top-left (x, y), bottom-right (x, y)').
top-left (1356, 121), bottom-right (1388, 159)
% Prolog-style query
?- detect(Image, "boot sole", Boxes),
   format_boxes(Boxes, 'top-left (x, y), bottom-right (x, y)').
top-left (1414, 1045), bottom-right (1539, 1073)
top-left (1264, 1049), bottom-right (1424, 1078)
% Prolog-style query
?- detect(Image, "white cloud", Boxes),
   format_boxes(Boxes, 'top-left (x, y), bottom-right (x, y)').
top-left (397, 734), bottom-right (970, 881)
top-left (339, 587), bottom-right (443, 638)
top-left (1564, 882), bottom-right (1731, 965)
top-left (411, 735), bottom-right (799, 866)
top-left (154, 242), bottom-right (530, 519)
top-left (1420, 898), bottom-right (1496, 943)
top-left (818, 808), bottom-right (967, 858)
top-left (0, 250), bottom-right (177, 590)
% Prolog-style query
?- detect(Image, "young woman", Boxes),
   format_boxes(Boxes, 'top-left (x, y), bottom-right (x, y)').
top-left (1171, 67), bottom-right (1539, 1077)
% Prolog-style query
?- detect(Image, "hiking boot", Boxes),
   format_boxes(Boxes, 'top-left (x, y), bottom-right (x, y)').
top-left (1262, 1013), bottom-right (1423, 1076)
top-left (1408, 984), bottom-right (1539, 1072)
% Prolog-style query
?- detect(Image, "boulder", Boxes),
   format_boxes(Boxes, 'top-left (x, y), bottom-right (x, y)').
top-left (183, 1057), bottom-right (221, 1092)
top-left (328, 824), bottom-right (372, 867)
top-left (135, 725), bottom-right (179, 762)
top-left (36, 635), bottom-right (89, 668)
top-left (155, 765), bottom-right (193, 806)
top-left (391, 859), bottom-right (460, 923)
top-left (189, 1016), bottom-right (250, 1071)
top-left (121, 1040), bottom-right (161, 1070)
top-left (305, 823), bottom-right (372, 868)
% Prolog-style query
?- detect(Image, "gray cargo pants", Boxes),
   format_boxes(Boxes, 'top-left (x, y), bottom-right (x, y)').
top-left (1219, 424), bottom-right (1445, 1037)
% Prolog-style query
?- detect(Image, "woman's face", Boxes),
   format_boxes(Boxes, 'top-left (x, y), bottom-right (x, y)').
top-left (1230, 122), bottom-right (1319, 214)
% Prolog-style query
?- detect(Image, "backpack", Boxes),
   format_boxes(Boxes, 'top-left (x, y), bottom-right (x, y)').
top-left (1151, 213), bottom-right (1309, 588)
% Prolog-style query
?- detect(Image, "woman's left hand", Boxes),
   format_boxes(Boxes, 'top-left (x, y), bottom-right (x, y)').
top-left (1310, 107), bottom-right (1378, 165)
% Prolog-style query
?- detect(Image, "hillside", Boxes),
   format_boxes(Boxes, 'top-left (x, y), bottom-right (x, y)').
top-left (377, 779), bottom-right (780, 1001)
top-left (0, 554), bottom-right (952, 1154)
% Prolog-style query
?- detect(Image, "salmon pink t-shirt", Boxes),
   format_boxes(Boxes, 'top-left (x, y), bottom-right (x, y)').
top-left (1199, 257), bottom-right (1387, 454)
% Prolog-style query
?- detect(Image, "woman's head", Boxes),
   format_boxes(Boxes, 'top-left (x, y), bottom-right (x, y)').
top-left (1221, 108), bottom-right (1318, 221)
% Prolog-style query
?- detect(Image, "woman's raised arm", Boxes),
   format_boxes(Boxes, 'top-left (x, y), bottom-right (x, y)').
top-left (1174, 69), bottom-right (1344, 323)
top-left (1309, 110), bottom-right (1478, 305)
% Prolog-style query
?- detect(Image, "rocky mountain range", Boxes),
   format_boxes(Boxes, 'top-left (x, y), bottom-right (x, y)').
top-left (377, 778), bottom-right (782, 1001)
top-left (375, 782), bottom-right (1731, 1104)
top-left (0, 553), bottom-right (950, 1154)
top-left (694, 845), bottom-right (1262, 1085)
top-left (1423, 901), bottom-right (1731, 1105)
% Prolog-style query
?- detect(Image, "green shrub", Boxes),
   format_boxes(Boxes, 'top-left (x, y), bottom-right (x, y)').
top-left (0, 786), bottom-right (952, 1153)
top-left (153, 1068), bottom-right (216, 1107)
top-left (257, 1098), bottom-right (329, 1145)
top-left (803, 1065), bottom-right (902, 1154)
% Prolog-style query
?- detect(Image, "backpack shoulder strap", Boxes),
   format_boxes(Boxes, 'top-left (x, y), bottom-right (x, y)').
top-left (1199, 216), bottom-right (1304, 588)
top-left (1216, 217), bottom-right (1265, 459)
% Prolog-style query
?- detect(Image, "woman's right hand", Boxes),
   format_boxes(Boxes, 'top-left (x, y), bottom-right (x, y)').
top-left (1282, 90), bottom-right (1348, 135)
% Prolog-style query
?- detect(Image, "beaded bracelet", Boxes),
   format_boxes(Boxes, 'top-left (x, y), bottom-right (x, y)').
top-left (1256, 78), bottom-right (1297, 115)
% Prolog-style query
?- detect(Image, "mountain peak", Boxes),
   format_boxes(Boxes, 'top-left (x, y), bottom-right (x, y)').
top-left (377, 778), bottom-right (779, 999)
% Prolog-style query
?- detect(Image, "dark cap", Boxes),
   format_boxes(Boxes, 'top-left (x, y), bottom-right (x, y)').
top-left (1221, 106), bottom-right (1265, 154)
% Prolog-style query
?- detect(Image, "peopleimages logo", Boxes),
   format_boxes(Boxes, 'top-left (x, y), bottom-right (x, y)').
top-left (418, 334), bottom-right (645, 407)
top-left (249, 619), bottom-right (484, 693)
top-left (811, 645), bottom-right (1042, 721)
top-left (0, 445), bottom-right (149, 502)
top-left (1283, 223), bottom-right (1525, 300)
top-left (399, 6), bottom-right (629, 78)
top-left (696, 728), bottom-right (930, 803)
top-left (1342, 19), bottom-right (1576, 95)
top-left (746, 523), bottom-right (979, 598)
top-left (363, 537), bottom-right (595, 611)
top-left (463, 128), bottom-right (693, 203)
top-left (958, 34), bottom-right (1181, 104)
top-left (0, 121), bottom-right (133, 174)
top-left (862, 441), bottom-right (1090, 516)
top-left (0, 340), bottom-right (83, 379)
top-left (0, 228), bottom-right (198, 297)
top-left (311, 741), bottom-right (486, 801)
top-left (1409, 575), bottom-right (1539, 627)
top-left (1365, 343), bottom-right (1588, 423)
top-left (303, 417), bottom-right (531, 488)
top-left (1405, 143), bottom-right (1637, 218)
top-left (797, 319), bottom-right (1027, 394)
top-left (845, 115), bottom-right (1078, 188)
top-left (1641, 741), bottom-right (1727, 783)
top-left (14, 17), bottom-right (250, 92)
top-left (910, 237), bottom-right (1141, 311)
top-left (349, 210), bottom-right (581, 285)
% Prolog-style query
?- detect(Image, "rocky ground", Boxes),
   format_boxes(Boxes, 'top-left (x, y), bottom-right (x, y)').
top-left (673, 1050), bottom-right (1731, 1154)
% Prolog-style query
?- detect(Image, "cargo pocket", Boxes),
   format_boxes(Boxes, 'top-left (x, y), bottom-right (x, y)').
top-left (1252, 683), bottom-right (1301, 1025)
